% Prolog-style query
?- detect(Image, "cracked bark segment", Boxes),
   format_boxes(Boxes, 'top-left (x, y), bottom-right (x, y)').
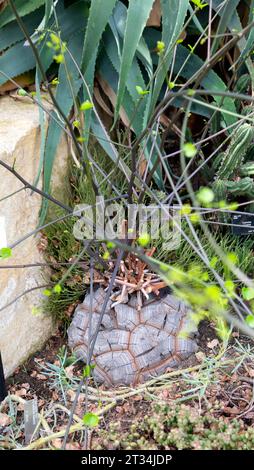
top-left (140, 301), bottom-right (169, 328)
top-left (95, 351), bottom-right (136, 385)
top-left (72, 344), bottom-right (88, 363)
top-left (68, 308), bottom-right (89, 350)
top-left (82, 288), bottom-right (113, 314)
top-left (138, 356), bottom-right (180, 383)
top-left (161, 294), bottom-right (188, 314)
top-left (175, 337), bottom-right (198, 360)
top-left (94, 329), bottom-right (130, 355)
top-left (68, 288), bottom-right (198, 385)
top-left (114, 303), bottom-right (139, 329)
top-left (130, 324), bottom-right (161, 359)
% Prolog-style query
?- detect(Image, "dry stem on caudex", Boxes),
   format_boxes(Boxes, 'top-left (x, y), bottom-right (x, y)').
top-left (84, 247), bottom-right (167, 311)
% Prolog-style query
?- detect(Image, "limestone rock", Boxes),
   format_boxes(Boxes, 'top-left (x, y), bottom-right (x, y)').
top-left (0, 96), bottom-right (70, 376)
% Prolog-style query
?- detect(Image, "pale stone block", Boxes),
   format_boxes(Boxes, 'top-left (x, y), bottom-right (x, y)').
top-left (0, 96), bottom-right (70, 376)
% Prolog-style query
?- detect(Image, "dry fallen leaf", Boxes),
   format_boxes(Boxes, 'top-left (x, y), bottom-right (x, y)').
top-left (207, 339), bottom-right (219, 349)
top-left (17, 403), bottom-right (25, 411)
top-left (97, 75), bottom-right (131, 128)
top-left (116, 406), bottom-right (124, 415)
top-left (245, 367), bottom-right (254, 378)
top-left (244, 411), bottom-right (254, 419)
top-left (38, 399), bottom-right (46, 408)
top-left (65, 365), bottom-right (74, 379)
top-left (15, 388), bottom-right (28, 397)
top-left (21, 383), bottom-right (30, 390)
top-left (67, 389), bottom-right (76, 402)
top-left (0, 413), bottom-right (12, 427)
top-left (36, 374), bottom-right (48, 381)
top-left (133, 394), bottom-right (142, 401)
top-left (147, 0), bottom-right (161, 27)
top-left (66, 442), bottom-right (81, 450)
top-left (195, 351), bottom-right (206, 362)
top-left (52, 391), bottom-right (59, 401)
top-left (78, 393), bottom-right (86, 403)
top-left (223, 406), bottom-right (240, 415)
top-left (0, 71), bottom-right (35, 94)
top-left (52, 438), bottom-right (62, 449)
top-left (158, 389), bottom-right (170, 400)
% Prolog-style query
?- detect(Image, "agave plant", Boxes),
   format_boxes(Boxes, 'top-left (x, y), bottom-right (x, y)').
top-left (1, 0), bottom-right (252, 221)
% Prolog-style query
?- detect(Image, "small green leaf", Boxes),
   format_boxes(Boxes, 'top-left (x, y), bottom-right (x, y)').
top-left (102, 251), bottom-right (110, 260)
top-left (189, 212), bottom-right (200, 224)
top-left (137, 233), bottom-right (150, 247)
top-left (196, 187), bottom-right (214, 205)
top-left (53, 284), bottom-right (62, 294)
top-left (53, 54), bottom-right (64, 64)
top-left (201, 271), bottom-right (209, 282)
top-left (51, 77), bottom-right (59, 86)
top-left (210, 256), bottom-right (218, 269)
top-left (83, 364), bottom-right (91, 378)
top-left (83, 412), bottom-right (99, 428)
top-left (135, 85), bottom-right (150, 96)
top-left (242, 287), bottom-right (254, 301)
top-left (31, 306), bottom-right (41, 316)
top-left (43, 289), bottom-right (52, 297)
top-left (17, 88), bottom-right (28, 96)
top-left (50, 33), bottom-right (61, 47)
top-left (0, 247), bottom-right (12, 259)
top-left (183, 143), bottom-right (197, 158)
top-left (246, 314), bottom-right (254, 328)
top-left (188, 44), bottom-right (196, 54)
top-left (191, 0), bottom-right (208, 9)
top-left (168, 81), bottom-right (175, 90)
top-left (106, 241), bottom-right (116, 249)
top-left (180, 204), bottom-right (192, 215)
top-left (157, 40), bottom-right (165, 54)
top-left (73, 120), bottom-right (80, 128)
top-left (80, 100), bottom-right (93, 111)
top-left (225, 279), bottom-right (235, 296)
top-left (226, 252), bottom-right (238, 265)
top-left (216, 317), bottom-right (230, 342)
top-left (205, 285), bottom-right (222, 301)
top-left (226, 202), bottom-right (238, 211)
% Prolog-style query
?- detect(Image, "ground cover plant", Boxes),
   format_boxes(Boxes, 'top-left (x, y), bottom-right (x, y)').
top-left (1, 0), bottom-right (254, 451)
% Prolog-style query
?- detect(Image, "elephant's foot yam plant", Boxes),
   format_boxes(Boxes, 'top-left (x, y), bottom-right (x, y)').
top-left (68, 288), bottom-right (198, 386)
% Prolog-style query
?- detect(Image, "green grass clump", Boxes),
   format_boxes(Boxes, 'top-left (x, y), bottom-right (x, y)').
top-left (42, 204), bottom-right (86, 326)
top-left (42, 143), bottom-right (128, 325)
top-left (98, 403), bottom-right (254, 450)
